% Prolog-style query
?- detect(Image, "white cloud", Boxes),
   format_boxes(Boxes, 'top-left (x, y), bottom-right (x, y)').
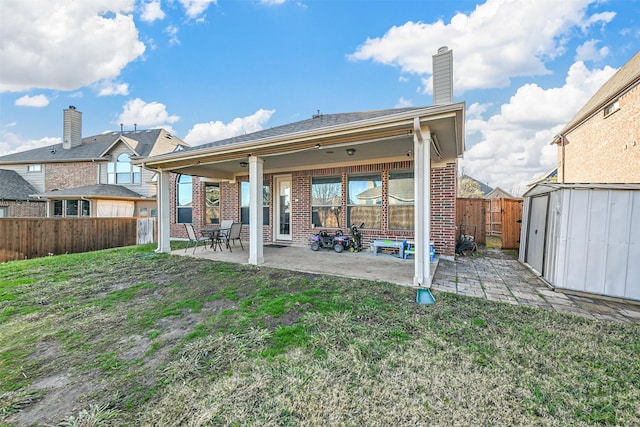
top-left (95, 80), bottom-right (130, 96)
top-left (141, 0), bottom-right (165, 23)
top-left (164, 25), bottom-right (180, 46)
top-left (0, 0), bottom-right (145, 93)
top-left (259, 0), bottom-right (287, 5)
top-left (117, 98), bottom-right (180, 132)
top-left (575, 40), bottom-right (610, 62)
top-left (178, 0), bottom-right (217, 20)
top-left (184, 109), bottom-right (276, 146)
top-left (460, 61), bottom-right (617, 195)
top-left (394, 97), bottom-right (413, 108)
top-left (0, 126), bottom-right (60, 156)
top-left (349, 0), bottom-right (615, 93)
top-left (15, 94), bottom-right (49, 107)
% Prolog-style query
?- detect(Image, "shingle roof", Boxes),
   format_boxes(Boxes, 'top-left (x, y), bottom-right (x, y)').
top-left (559, 50), bottom-right (640, 135)
top-left (0, 169), bottom-right (42, 201)
top-left (34, 184), bottom-right (149, 200)
top-left (0, 129), bottom-right (187, 163)
top-left (190, 108), bottom-right (426, 150)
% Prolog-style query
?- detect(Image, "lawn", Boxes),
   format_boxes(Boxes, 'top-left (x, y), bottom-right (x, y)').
top-left (1, 244), bottom-right (639, 426)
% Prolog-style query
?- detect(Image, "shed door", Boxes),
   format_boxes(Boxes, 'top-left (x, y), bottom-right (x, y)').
top-left (525, 195), bottom-right (549, 275)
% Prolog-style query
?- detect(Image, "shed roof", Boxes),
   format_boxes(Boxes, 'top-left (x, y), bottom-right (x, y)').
top-left (0, 169), bottom-right (42, 201)
top-left (523, 182), bottom-right (640, 197)
top-left (32, 184), bottom-right (149, 201)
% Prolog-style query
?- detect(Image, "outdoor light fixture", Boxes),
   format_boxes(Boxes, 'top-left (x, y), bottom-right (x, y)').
top-left (239, 161), bottom-right (248, 167)
top-left (346, 148), bottom-right (356, 156)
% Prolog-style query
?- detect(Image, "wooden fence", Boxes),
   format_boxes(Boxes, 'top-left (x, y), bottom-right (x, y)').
top-left (456, 198), bottom-right (523, 249)
top-left (0, 217), bottom-right (156, 263)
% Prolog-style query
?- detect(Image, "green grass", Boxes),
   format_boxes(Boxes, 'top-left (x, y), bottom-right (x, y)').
top-left (0, 243), bottom-right (639, 426)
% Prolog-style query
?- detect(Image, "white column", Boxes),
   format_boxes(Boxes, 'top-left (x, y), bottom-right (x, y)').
top-left (156, 169), bottom-right (171, 253)
top-left (414, 120), bottom-right (431, 287)
top-left (248, 156), bottom-right (264, 265)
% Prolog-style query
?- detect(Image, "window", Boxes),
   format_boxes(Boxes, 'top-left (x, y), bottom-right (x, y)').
top-left (176, 174), bottom-right (192, 223)
top-left (240, 182), bottom-right (270, 225)
top-left (388, 171), bottom-right (414, 230)
top-left (27, 164), bottom-right (41, 172)
top-left (53, 200), bottom-right (63, 217)
top-left (0, 206), bottom-right (8, 217)
top-left (80, 200), bottom-right (90, 217)
top-left (347, 174), bottom-right (382, 229)
top-left (66, 200), bottom-right (78, 217)
top-left (52, 200), bottom-right (90, 217)
top-left (604, 100), bottom-right (620, 117)
top-left (107, 153), bottom-right (141, 184)
top-left (206, 183), bottom-right (220, 224)
top-left (311, 176), bottom-right (342, 228)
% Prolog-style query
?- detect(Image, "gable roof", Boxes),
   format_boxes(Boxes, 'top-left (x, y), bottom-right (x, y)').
top-left (459, 174), bottom-right (493, 196)
top-left (0, 169), bottom-right (43, 201)
top-left (0, 129), bottom-right (187, 164)
top-left (556, 50), bottom-right (640, 137)
top-left (485, 187), bottom-right (514, 199)
top-left (32, 184), bottom-right (149, 201)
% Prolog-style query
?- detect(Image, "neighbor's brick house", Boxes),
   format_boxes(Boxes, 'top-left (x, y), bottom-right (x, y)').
top-left (553, 50), bottom-right (640, 184)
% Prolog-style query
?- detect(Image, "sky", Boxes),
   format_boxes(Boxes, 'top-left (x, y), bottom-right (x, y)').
top-left (1, 0), bottom-right (638, 195)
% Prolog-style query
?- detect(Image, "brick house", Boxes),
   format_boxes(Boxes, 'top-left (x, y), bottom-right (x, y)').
top-left (142, 47), bottom-right (465, 288)
top-left (0, 169), bottom-right (46, 217)
top-left (552, 50), bottom-right (640, 184)
top-left (0, 106), bottom-right (188, 218)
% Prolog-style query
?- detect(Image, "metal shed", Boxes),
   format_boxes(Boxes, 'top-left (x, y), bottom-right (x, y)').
top-left (519, 183), bottom-right (640, 301)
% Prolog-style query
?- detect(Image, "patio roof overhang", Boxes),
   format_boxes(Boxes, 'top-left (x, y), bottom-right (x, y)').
top-left (138, 103), bottom-right (465, 179)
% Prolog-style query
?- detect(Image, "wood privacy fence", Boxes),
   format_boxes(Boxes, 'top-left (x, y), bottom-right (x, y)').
top-left (0, 217), bottom-right (156, 263)
top-left (456, 198), bottom-right (523, 249)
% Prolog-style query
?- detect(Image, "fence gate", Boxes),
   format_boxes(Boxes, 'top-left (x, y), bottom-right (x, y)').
top-left (501, 198), bottom-right (523, 249)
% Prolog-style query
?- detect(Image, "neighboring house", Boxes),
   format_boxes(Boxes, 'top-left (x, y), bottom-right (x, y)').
top-left (0, 106), bottom-right (188, 218)
top-left (484, 187), bottom-right (513, 199)
top-left (0, 169), bottom-right (46, 217)
top-left (552, 50), bottom-right (640, 184)
top-left (141, 47), bottom-right (465, 288)
top-left (520, 50), bottom-right (640, 301)
top-left (458, 174), bottom-right (492, 197)
top-left (527, 167), bottom-right (557, 189)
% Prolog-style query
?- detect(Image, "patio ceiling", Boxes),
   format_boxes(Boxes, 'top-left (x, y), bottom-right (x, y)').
top-left (139, 104), bottom-right (465, 180)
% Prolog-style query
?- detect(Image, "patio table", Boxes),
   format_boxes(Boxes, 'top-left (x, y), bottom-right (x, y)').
top-left (201, 227), bottom-right (230, 251)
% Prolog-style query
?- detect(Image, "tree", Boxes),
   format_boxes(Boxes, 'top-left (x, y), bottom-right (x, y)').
top-left (458, 177), bottom-right (485, 198)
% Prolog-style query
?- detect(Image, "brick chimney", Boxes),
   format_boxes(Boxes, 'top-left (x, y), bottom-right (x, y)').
top-left (432, 46), bottom-right (453, 105)
top-left (63, 106), bottom-right (82, 149)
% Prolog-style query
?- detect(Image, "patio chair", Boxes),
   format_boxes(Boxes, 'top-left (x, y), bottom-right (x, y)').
top-left (222, 222), bottom-right (244, 252)
top-left (184, 224), bottom-right (209, 254)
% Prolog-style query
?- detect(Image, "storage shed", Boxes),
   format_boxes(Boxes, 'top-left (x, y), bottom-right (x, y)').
top-left (519, 183), bottom-right (640, 302)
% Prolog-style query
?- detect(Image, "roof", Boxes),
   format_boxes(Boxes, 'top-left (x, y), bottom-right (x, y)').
top-left (0, 169), bottom-right (43, 201)
top-left (0, 128), bottom-right (188, 164)
top-left (459, 175), bottom-right (493, 195)
top-left (527, 167), bottom-right (558, 187)
top-left (191, 108), bottom-right (428, 151)
top-left (355, 179), bottom-right (414, 202)
top-left (556, 50), bottom-right (640, 137)
top-left (485, 187), bottom-right (514, 199)
top-left (524, 182), bottom-right (640, 198)
top-left (32, 184), bottom-right (150, 201)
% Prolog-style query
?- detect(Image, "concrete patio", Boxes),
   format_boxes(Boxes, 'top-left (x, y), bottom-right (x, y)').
top-left (174, 241), bottom-right (640, 325)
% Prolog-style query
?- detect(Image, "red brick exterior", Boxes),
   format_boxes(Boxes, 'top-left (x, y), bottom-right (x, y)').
top-left (170, 161), bottom-right (458, 257)
top-left (0, 200), bottom-right (47, 217)
top-left (45, 162), bottom-right (98, 191)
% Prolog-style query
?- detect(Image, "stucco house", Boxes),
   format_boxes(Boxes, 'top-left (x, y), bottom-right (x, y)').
top-left (0, 107), bottom-right (188, 218)
top-left (141, 47), bottom-right (465, 288)
top-left (552, 50), bottom-right (640, 184)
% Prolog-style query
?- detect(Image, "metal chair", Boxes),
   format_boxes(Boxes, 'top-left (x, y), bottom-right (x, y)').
top-left (184, 224), bottom-right (209, 253)
top-left (223, 222), bottom-right (244, 252)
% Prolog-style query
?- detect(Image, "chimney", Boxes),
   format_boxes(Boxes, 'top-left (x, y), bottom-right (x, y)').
top-left (63, 106), bottom-right (82, 149)
top-left (432, 46), bottom-right (453, 105)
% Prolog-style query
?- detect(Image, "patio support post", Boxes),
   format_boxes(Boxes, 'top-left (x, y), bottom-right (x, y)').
top-left (413, 119), bottom-right (431, 287)
top-left (248, 156), bottom-right (264, 265)
top-left (156, 169), bottom-right (171, 253)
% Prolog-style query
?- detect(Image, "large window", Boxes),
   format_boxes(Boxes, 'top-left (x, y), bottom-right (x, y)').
top-left (108, 153), bottom-right (141, 184)
top-left (240, 182), bottom-right (270, 225)
top-left (347, 174), bottom-right (382, 229)
top-left (311, 176), bottom-right (342, 228)
top-left (388, 171), bottom-right (414, 230)
top-left (0, 206), bottom-right (8, 217)
top-left (176, 175), bottom-right (192, 224)
top-left (52, 200), bottom-right (90, 217)
top-left (27, 164), bottom-right (41, 172)
top-left (205, 183), bottom-right (220, 225)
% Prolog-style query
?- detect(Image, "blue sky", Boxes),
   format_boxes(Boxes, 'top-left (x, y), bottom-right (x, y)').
top-left (1, 0), bottom-right (638, 194)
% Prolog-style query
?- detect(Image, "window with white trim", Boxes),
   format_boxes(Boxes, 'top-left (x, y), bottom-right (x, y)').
top-left (240, 181), bottom-right (270, 225)
top-left (388, 171), bottom-right (414, 230)
top-left (604, 100), bottom-right (620, 117)
top-left (347, 173), bottom-right (382, 229)
top-left (107, 153), bottom-right (141, 184)
top-left (176, 174), bottom-right (192, 224)
top-left (311, 176), bottom-right (342, 228)
top-left (27, 164), bottom-right (42, 172)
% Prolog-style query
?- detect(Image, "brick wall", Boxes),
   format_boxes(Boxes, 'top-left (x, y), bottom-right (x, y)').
top-left (172, 160), bottom-right (458, 256)
top-left (560, 83), bottom-right (640, 183)
top-left (0, 200), bottom-right (47, 217)
top-left (45, 162), bottom-right (98, 191)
